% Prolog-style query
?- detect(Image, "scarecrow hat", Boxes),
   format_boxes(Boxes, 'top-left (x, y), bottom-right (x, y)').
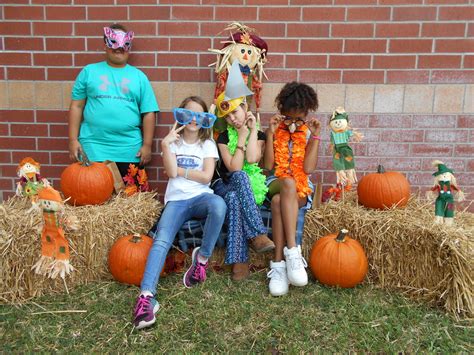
top-left (432, 160), bottom-right (454, 176)
top-left (222, 22), bottom-right (268, 58)
top-left (38, 186), bottom-right (62, 203)
top-left (330, 107), bottom-right (348, 122)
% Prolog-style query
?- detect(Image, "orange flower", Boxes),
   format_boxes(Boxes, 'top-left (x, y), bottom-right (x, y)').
top-left (124, 184), bottom-right (138, 196)
top-left (137, 169), bottom-right (148, 185)
top-left (127, 164), bottom-right (139, 177)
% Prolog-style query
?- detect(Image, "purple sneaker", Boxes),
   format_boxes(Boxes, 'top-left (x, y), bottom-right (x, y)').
top-left (183, 247), bottom-right (208, 288)
top-left (132, 294), bottom-right (160, 330)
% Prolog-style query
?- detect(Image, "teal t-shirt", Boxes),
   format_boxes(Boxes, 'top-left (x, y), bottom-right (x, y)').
top-left (72, 61), bottom-right (159, 162)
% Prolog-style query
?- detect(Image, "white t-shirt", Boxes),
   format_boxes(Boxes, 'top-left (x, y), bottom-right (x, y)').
top-left (164, 139), bottom-right (219, 204)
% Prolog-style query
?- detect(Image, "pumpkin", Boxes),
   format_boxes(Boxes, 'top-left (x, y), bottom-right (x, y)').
top-left (108, 233), bottom-right (153, 286)
top-left (309, 229), bottom-right (368, 288)
top-left (357, 165), bottom-right (411, 210)
top-left (60, 154), bottom-right (114, 206)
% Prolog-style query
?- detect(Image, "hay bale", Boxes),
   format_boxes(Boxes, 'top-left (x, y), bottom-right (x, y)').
top-left (302, 192), bottom-right (474, 318)
top-left (0, 192), bottom-right (162, 304)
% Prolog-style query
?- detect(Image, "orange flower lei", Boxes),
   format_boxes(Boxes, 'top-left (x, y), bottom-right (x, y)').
top-left (274, 123), bottom-right (311, 198)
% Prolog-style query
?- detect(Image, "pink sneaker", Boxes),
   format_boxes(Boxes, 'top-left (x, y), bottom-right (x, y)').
top-left (132, 294), bottom-right (160, 330)
top-left (183, 247), bottom-right (208, 288)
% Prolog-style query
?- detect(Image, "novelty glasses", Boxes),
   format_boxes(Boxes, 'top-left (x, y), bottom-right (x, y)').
top-left (104, 27), bottom-right (134, 52)
top-left (283, 116), bottom-right (306, 127)
top-left (173, 108), bottom-right (217, 129)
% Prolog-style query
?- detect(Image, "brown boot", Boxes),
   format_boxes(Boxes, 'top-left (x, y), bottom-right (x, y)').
top-left (232, 263), bottom-right (250, 281)
top-left (250, 234), bottom-right (275, 253)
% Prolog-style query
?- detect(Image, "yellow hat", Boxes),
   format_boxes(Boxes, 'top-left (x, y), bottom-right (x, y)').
top-left (215, 92), bottom-right (245, 118)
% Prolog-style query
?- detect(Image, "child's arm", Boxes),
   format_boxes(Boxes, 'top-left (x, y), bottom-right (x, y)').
top-left (304, 117), bottom-right (321, 174)
top-left (264, 114), bottom-right (281, 171)
top-left (138, 112), bottom-right (156, 165)
top-left (68, 99), bottom-right (86, 161)
top-left (177, 158), bottom-right (216, 184)
top-left (244, 111), bottom-right (261, 164)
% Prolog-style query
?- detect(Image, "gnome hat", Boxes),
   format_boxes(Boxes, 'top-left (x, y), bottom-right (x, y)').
top-left (432, 161), bottom-right (454, 176)
top-left (330, 107), bottom-right (348, 122)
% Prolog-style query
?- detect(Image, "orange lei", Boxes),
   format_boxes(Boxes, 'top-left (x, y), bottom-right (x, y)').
top-left (274, 123), bottom-right (312, 198)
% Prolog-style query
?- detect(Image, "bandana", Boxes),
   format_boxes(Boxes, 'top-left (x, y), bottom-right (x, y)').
top-left (103, 27), bottom-right (134, 52)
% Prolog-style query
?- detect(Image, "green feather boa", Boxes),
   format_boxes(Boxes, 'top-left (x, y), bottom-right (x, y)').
top-left (227, 126), bottom-right (268, 205)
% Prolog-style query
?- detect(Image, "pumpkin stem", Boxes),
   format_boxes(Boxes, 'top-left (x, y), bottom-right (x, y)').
top-left (130, 233), bottom-right (142, 243)
top-left (335, 229), bottom-right (349, 242)
top-left (78, 151), bottom-right (91, 167)
top-left (377, 165), bottom-right (385, 174)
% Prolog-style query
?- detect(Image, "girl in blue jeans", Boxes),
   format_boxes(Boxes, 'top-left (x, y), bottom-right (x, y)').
top-left (132, 96), bottom-right (226, 330)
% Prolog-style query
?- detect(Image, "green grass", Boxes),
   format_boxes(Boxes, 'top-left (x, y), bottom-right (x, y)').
top-left (1, 270), bottom-right (472, 352)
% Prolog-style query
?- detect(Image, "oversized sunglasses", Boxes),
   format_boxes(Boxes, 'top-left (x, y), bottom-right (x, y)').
top-left (283, 116), bottom-right (306, 127)
top-left (173, 108), bottom-right (217, 129)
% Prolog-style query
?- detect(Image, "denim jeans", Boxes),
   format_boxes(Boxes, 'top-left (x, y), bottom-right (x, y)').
top-left (141, 193), bottom-right (226, 295)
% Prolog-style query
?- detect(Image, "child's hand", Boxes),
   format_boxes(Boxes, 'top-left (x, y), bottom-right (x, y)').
top-left (267, 114), bottom-right (282, 134)
top-left (246, 111), bottom-right (257, 131)
top-left (306, 117), bottom-right (321, 136)
top-left (237, 119), bottom-right (249, 137)
top-left (162, 122), bottom-right (185, 147)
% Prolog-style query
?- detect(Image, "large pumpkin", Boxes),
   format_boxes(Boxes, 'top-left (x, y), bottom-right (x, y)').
top-left (310, 229), bottom-right (368, 288)
top-left (60, 155), bottom-right (114, 206)
top-left (357, 165), bottom-right (411, 210)
top-left (108, 233), bottom-right (153, 286)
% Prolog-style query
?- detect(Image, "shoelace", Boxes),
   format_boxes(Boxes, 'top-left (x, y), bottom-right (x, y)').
top-left (267, 267), bottom-right (285, 281)
top-left (134, 296), bottom-right (151, 315)
top-left (287, 254), bottom-right (308, 271)
top-left (192, 262), bottom-right (207, 281)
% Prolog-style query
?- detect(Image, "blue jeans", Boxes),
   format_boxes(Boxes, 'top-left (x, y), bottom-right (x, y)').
top-left (141, 193), bottom-right (226, 295)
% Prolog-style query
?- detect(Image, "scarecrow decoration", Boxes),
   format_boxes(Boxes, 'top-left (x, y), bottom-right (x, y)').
top-left (16, 157), bottom-right (50, 211)
top-left (209, 22), bottom-right (268, 128)
top-left (426, 160), bottom-right (465, 226)
top-left (329, 107), bottom-right (363, 186)
top-left (32, 186), bottom-right (78, 279)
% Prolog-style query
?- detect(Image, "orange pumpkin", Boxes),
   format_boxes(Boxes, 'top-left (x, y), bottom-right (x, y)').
top-left (60, 155), bottom-right (114, 206)
top-left (108, 233), bottom-right (153, 286)
top-left (357, 165), bottom-right (411, 210)
top-left (309, 229), bottom-right (368, 288)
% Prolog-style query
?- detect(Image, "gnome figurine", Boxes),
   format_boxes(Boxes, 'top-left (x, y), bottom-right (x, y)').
top-left (426, 160), bottom-right (465, 226)
top-left (329, 107), bottom-right (363, 186)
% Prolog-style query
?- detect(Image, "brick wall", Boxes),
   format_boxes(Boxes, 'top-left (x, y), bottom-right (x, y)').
top-left (0, 1), bottom-right (473, 211)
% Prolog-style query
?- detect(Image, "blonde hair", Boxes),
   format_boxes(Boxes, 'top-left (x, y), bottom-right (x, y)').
top-left (177, 96), bottom-right (213, 144)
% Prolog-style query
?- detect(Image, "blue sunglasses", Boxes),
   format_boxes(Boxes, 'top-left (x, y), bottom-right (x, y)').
top-left (173, 108), bottom-right (217, 129)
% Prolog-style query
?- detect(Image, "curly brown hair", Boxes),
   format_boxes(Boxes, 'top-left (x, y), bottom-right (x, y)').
top-left (275, 82), bottom-right (318, 115)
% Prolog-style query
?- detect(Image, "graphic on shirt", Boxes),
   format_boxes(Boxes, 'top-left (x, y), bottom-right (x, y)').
top-left (98, 75), bottom-right (131, 95)
top-left (99, 75), bottom-right (112, 91)
top-left (120, 78), bottom-right (130, 94)
top-left (176, 154), bottom-right (201, 169)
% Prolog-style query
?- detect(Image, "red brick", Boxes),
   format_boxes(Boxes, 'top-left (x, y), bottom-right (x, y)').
top-left (347, 7), bottom-right (390, 21)
top-left (287, 24), bottom-right (330, 38)
top-left (376, 23), bottom-right (419, 38)
top-left (261, 54), bottom-right (284, 69)
top-left (46, 6), bottom-right (86, 20)
top-left (130, 6), bottom-right (171, 20)
top-left (465, 55), bottom-right (474, 69)
top-left (250, 23), bottom-right (286, 38)
top-left (383, 158), bottom-right (422, 171)
top-left (37, 138), bottom-right (68, 151)
top-left (0, 69), bottom-right (5, 80)
top-left (36, 110), bottom-right (68, 123)
top-left (171, 6), bottom-right (212, 20)
top-left (386, 70), bottom-right (429, 83)
top-left (157, 53), bottom-right (198, 67)
top-left (170, 38), bottom-right (211, 52)
top-left (329, 55), bottom-right (371, 69)
top-left (126, 22), bottom-right (157, 36)
top-left (0, 123), bottom-right (9, 136)
top-left (11, 123), bottom-right (48, 137)
top-left (370, 115), bottom-right (412, 128)
top-left (0, 151), bottom-right (11, 164)
top-left (455, 173), bottom-right (474, 185)
top-left (75, 22), bottom-right (112, 36)
top-left (86, 37), bottom-right (108, 52)
top-left (161, 0), bottom-right (199, 3)
top-left (50, 152), bottom-right (71, 164)
top-left (454, 144), bottom-right (474, 156)
top-left (345, 40), bottom-right (386, 53)
top-left (0, 110), bottom-right (34, 123)
top-left (368, 143), bottom-right (410, 156)
top-left (457, 116), bottom-right (474, 128)
top-left (4, 37), bottom-right (44, 51)
top-left (170, 68), bottom-right (212, 82)
top-left (140, 68), bottom-right (169, 81)
top-left (468, 160), bottom-right (474, 172)
top-left (379, 0), bottom-right (422, 3)
top-left (74, 53), bottom-right (105, 67)
top-left (302, 7), bottom-right (345, 21)
top-left (425, 0), bottom-right (469, 3)
top-left (292, 0), bottom-right (331, 3)
top-left (260, 7), bottom-right (300, 21)
top-left (286, 55), bottom-right (327, 68)
top-left (199, 53), bottom-right (217, 67)
top-left (8, 67), bottom-right (45, 80)
top-left (40, 165), bottom-right (69, 178)
top-left (412, 144), bottom-right (453, 156)
top-left (332, 24), bottom-right (374, 38)
top-left (0, 179), bottom-right (14, 190)
top-left (46, 38), bottom-right (85, 52)
top-left (127, 53), bottom-right (156, 67)
top-left (425, 130), bottom-right (468, 143)
top-left (335, 0), bottom-right (376, 3)
top-left (300, 40), bottom-right (342, 53)
top-left (436, 39), bottom-right (474, 53)
top-left (390, 39), bottom-right (432, 53)
top-left (0, 138), bottom-right (36, 150)
top-left (421, 158), bottom-right (465, 172)
top-left (49, 124), bottom-right (68, 137)
top-left (11, 152), bottom-right (50, 166)
top-left (422, 23), bottom-right (466, 38)
top-left (34, 53), bottom-right (72, 66)
top-left (299, 70), bottom-right (341, 83)
top-left (265, 39), bottom-right (299, 53)
top-left (158, 22), bottom-right (199, 36)
top-left (393, 7), bottom-right (437, 21)
top-left (469, 23), bottom-right (474, 37)
top-left (125, 38), bottom-right (170, 52)
top-left (202, 0), bottom-right (242, 3)
top-left (88, 6), bottom-right (128, 20)
top-left (439, 6), bottom-right (474, 21)
top-left (4, 6), bottom-right (44, 20)
top-left (47, 68), bottom-right (81, 81)
top-left (33, 21), bottom-right (73, 36)
top-left (75, 0), bottom-right (114, 3)
top-left (418, 55), bottom-right (461, 69)
top-left (412, 115), bottom-right (456, 128)
top-left (0, 21), bottom-right (31, 35)
top-left (431, 70), bottom-right (474, 84)
top-left (264, 69), bottom-right (298, 83)
top-left (0, 52), bottom-right (31, 66)
top-left (343, 71), bottom-right (384, 84)
top-left (2, 0), bottom-right (28, 3)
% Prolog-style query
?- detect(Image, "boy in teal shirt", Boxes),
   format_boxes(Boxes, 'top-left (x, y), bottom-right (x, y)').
top-left (68, 23), bottom-right (159, 176)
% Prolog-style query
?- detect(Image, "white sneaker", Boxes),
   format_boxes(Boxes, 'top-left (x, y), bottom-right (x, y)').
top-left (284, 245), bottom-right (308, 287)
top-left (267, 260), bottom-right (289, 296)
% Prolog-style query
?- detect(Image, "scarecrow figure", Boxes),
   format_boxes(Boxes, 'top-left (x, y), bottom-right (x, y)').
top-left (32, 186), bottom-right (77, 279)
top-left (209, 22), bottom-right (268, 128)
top-left (329, 107), bottom-right (363, 186)
top-left (426, 160), bottom-right (465, 226)
top-left (16, 157), bottom-right (50, 211)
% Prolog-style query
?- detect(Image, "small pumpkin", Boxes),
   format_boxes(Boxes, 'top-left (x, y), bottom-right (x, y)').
top-left (309, 229), bottom-right (368, 288)
top-left (108, 233), bottom-right (153, 286)
top-left (60, 153), bottom-right (114, 206)
top-left (357, 165), bottom-right (411, 210)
